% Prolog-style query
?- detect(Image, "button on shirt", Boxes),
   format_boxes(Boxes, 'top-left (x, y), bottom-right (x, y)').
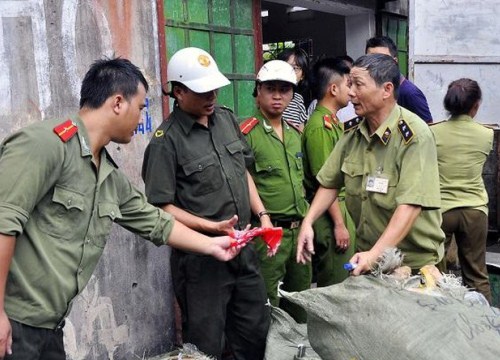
top-left (317, 105), bottom-right (444, 268)
top-left (244, 111), bottom-right (308, 220)
top-left (0, 116), bottom-right (174, 329)
top-left (142, 106), bottom-right (252, 229)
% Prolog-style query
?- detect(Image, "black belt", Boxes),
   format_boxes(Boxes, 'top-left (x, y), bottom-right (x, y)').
top-left (273, 219), bottom-right (302, 229)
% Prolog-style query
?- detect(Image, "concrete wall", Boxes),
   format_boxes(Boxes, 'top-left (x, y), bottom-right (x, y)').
top-left (345, 13), bottom-right (376, 60)
top-left (0, 1), bottom-right (175, 358)
top-left (409, 0), bottom-right (500, 124)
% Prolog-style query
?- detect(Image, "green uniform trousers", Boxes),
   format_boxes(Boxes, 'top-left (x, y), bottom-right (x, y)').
top-left (255, 227), bottom-right (312, 323)
top-left (313, 200), bottom-right (356, 287)
top-left (442, 208), bottom-right (492, 303)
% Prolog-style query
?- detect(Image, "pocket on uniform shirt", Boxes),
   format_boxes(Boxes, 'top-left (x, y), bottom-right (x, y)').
top-left (36, 185), bottom-right (85, 240)
top-left (182, 153), bottom-right (224, 196)
top-left (341, 161), bottom-right (364, 197)
top-left (225, 139), bottom-right (246, 176)
top-left (93, 202), bottom-right (122, 248)
top-left (371, 171), bottom-right (397, 211)
top-left (254, 160), bottom-right (283, 179)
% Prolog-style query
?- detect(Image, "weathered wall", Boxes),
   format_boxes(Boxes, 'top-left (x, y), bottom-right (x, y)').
top-left (409, 0), bottom-right (500, 124)
top-left (0, 0), bottom-right (174, 358)
top-left (345, 13), bottom-right (375, 60)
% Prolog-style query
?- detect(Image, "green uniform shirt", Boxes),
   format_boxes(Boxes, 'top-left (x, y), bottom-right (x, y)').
top-left (0, 116), bottom-right (174, 329)
top-left (302, 105), bottom-right (344, 199)
top-left (431, 115), bottom-right (493, 214)
top-left (142, 106), bottom-right (253, 228)
top-left (317, 105), bottom-right (444, 268)
top-left (244, 110), bottom-right (308, 220)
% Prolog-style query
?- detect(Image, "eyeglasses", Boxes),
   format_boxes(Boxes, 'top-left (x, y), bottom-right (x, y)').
top-left (291, 65), bottom-right (302, 72)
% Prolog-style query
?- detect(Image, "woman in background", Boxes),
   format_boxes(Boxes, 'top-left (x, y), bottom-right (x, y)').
top-left (277, 47), bottom-right (310, 129)
top-left (431, 78), bottom-right (493, 303)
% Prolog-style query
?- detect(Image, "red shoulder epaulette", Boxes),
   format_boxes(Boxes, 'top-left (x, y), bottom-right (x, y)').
top-left (53, 119), bottom-right (78, 142)
top-left (240, 117), bottom-right (259, 135)
top-left (323, 114), bottom-right (339, 130)
top-left (323, 115), bottom-right (333, 130)
top-left (284, 120), bottom-right (303, 134)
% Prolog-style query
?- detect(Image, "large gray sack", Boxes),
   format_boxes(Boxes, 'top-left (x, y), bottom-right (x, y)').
top-left (282, 276), bottom-right (500, 360)
top-left (265, 306), bottom-right (320, 360)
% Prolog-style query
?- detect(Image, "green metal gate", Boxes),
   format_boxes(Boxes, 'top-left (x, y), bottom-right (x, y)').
top-left (164, 0), bottom-right (259, 119)
top-left (379, 12), bottom-right (408, 77)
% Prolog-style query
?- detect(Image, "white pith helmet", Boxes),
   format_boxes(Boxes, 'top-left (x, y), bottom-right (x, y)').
top-left (256, 60), bottom-right (297, 85)
top-left (167, 47), bottom-right (230, 93)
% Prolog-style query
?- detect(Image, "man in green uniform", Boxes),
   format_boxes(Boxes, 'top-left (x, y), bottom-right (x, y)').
top-left (142, 47), bottom-right (269, 359)
top-left (241, 60), bottom-right (310, 323)
top-left (303, 57), bottom-right (356, 286)
top-left (0, 58), bottom-right (239, 360)
top-left (297, 54), bottom-right (445, 275)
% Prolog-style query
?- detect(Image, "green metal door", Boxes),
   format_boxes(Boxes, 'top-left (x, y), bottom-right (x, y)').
top-left (164, 0), bottom-right (258, 119)
top-left (379, 12), bottom-right (408, 77)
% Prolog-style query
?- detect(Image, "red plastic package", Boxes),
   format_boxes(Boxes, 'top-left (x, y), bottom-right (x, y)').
top-left (229, 227), bottom-right (283, 256)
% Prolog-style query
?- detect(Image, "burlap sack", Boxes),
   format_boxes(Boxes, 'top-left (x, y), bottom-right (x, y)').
top-left (265, 306), bottom-right (320, 360)
top-left (282, 276), bottom-right (500, 360)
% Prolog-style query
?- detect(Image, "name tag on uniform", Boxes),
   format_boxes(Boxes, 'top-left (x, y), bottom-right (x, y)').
top-left (366, 176), bottom-right (389, 194)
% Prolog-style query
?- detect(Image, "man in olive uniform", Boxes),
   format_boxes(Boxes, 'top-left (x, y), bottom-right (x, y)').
top-left (303, 57), bottom-right (356, 286)
top-left (142, 47), bottom-right (269, 359)
top-left (0, 58), bottom-right (238, 360)
top-left (241, 60), bottom-right (310, 323)
top-left (297, 54), bottom-right (445, 275)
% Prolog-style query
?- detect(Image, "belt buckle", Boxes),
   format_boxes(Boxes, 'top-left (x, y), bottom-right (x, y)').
top-left (290, 220), bottom-right (300, 229)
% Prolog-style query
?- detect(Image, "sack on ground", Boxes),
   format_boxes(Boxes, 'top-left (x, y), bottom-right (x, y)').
top-left (265, 306), bottom-right (320, 360)
top-left (281, 275), bottom-right (500, 360)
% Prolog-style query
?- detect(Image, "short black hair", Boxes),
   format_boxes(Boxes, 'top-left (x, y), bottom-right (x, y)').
top-left (311, 57), bottom-right (350, 100)
top-left (365, 36), bottom-right (398, 58)
top-left (444, 78), bottom-right (482, 117)
top-left (353, 54), bottom-right (400, 99)
top-left (337, 55), bottom-right (354, 67)
top-left (79, 57), bottom-right (148, 109)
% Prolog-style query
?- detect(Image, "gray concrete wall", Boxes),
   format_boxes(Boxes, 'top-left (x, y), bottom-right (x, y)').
top-left (0, 1), bottom-right (174, 358)
top-left (409, 0), bottom-right (500, 124)
top-left (345, 13), bottom-right (375, 60)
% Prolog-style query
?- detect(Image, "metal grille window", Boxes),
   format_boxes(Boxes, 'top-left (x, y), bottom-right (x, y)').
top-left (262, 38), bottom-right (313, 62)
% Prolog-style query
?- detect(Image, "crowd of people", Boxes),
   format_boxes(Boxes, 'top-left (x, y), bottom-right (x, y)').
top-left (0, 35), bottom-right (494, 360)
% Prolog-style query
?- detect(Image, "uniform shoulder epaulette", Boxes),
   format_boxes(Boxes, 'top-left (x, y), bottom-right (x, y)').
top-left (397, 119), bottom-right (415, 144)
top-left (284, 119), bottom-right (303, 134)
top-left (428, 120), bottom-right (446, 126)
top-left (343, 116), bottom-right (362, 132)
top-left (153, 118), bottom-right (174, 138)
top-left (53, 119), bottom-right (78, 142)
top-left (240, 117), bottom-right (259, 135)
top-left (219, 104), bottom-right (234, 113)
top-left (323, 114), bottom-right (339, 130)
top-left (479, 123), bottom-right (499, 130)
